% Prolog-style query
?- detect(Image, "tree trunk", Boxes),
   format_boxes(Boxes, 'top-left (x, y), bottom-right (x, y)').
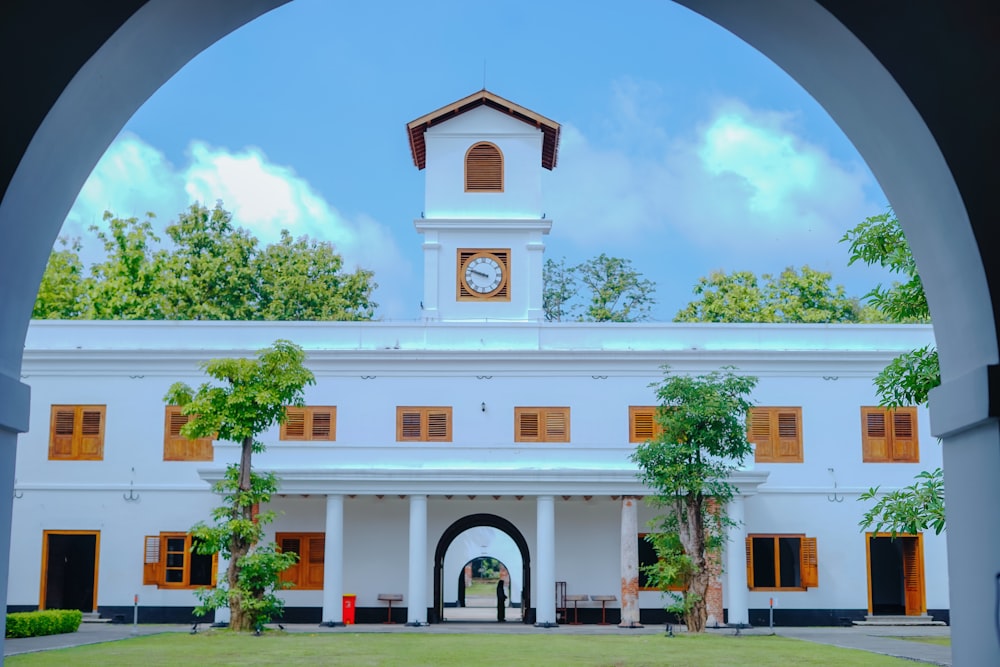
top-left (677, 494), bottom-right (709, 633)
top-left (228, 436), bottom-right (255, 632)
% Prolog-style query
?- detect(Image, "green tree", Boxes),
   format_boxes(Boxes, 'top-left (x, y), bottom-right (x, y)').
top-left (674, 266), bottom-right (860, 323)
top-left (842, 209), bottom-right (943, 536)
top-left (542, 254), bottom-right (656, 322)
top-left (32, 202), bottom-right (379, 322)
top-left (164, 340), bottom-right (315, 632)
top-left (161, 202), bottom-right (261, 320)
top-left (630, 366), bottom-right (757, 632)
top-left (255, 230), bottom-right (377, 320)
top-left (32, 236), bottom-right (90, 319)
top-left (577, 253), bottom-right (656, 322)
top-left (88, 212), bottom-right (167, 319)
top-left (542, 257), bottom-right (579, 322)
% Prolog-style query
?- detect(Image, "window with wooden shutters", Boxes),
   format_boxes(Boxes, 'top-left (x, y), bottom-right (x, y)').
top-left (745, 534), bottom-right (818, 590)
top-left (638, 533), bottom-right (686, 591)
top-left (280, 406), bottom-right (336, 441)
top-left (629, 406), bottom-right (662, 443)
top-left (163, 406), bottom-right (213, 461)
top-left (515, 407), bottom-right (571, 443)
top-left (277, 532), bottom-right (325, 589)
top-left (142, 533), bottom-right (216, 589)
top-left (465, 142), bottom-right (503, 192)
top-left (396, 407), bottom-right (452, 442)
top-left (861, 406), bottom-right (919, 462)
top-left (49, 405), bottom-right (106, 460)
top-left (748, 407), bottom-right (803, 463)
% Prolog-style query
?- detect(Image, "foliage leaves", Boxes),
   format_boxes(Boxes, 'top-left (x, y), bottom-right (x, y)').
top-left (164, 340), bottom-right (315, 631)
top-left (843, 209), bottom-right (944, 536)
top-left (33, 203), bottom-right (377, 321)
top-left (630, 366), bottom-right (756, 631)
top-left (858, 468), bottom-right (945, 537)
top-left (674, 266), bottom-right (860, 323)
top-left (542, 254), bottom-right (656, 322)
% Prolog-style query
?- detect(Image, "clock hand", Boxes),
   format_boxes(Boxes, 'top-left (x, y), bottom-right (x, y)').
top-left (471, 269), bottom-right (490, 278)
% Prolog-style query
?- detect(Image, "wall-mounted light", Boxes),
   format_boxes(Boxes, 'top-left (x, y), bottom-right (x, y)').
top-left (481, 402), bottom-right (486, 412)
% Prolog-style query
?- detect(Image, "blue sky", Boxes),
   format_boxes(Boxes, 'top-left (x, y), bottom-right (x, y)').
top-left (61, 0), bottom-right (891, 320)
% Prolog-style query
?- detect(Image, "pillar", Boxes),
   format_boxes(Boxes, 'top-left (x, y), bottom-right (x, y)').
top-left (535, 495), bottom-right (556, 626)
top-left (321, 494), bottom-right (345, 625)
top-left (406, 494), bottom-right (427, 626)
top-left (619, 496), bottom-right (642, 627)
top-left (725, 494), bottom-right (748, 627)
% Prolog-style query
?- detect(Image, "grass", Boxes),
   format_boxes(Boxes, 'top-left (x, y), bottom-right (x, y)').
top-left (6, 631), bottom-right (921, 666)
top-left (895, 636), bottom-right (951, 646)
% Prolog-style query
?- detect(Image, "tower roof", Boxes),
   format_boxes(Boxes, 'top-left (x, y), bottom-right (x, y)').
top-left (406, 90), bottom-right (560, 171)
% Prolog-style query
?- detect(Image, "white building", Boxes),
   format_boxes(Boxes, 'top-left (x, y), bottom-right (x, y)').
top-left (8, 91), bottom-right (945, 627)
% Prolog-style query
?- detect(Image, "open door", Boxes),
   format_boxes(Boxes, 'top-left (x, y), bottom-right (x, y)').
top-left (866, 533), bottom-right (925, 616)
top-left (40, 530), bottom-right (100, 612)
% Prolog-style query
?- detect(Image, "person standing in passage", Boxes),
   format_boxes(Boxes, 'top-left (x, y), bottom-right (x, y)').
top-left (496, 578), bottom-right (507, 622)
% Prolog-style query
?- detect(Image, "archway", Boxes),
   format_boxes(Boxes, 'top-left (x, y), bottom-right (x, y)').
top-left (2, 2), bottom-right (998, 662)
top-left (432, 514), bottom-right (531, 624)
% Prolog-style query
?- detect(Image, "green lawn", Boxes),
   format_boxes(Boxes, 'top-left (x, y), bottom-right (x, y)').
top-left (7, 631), bottom-right (920, 667)
top-left (895, 636), bottom-right (951, 646)
top-left (465, 580), bottom-right (499, 596)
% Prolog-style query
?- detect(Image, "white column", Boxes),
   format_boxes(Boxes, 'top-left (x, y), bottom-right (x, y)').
top-left (725, 494), bottom-right (748, 627)
top-left (535, 495), bottom-right (557, 626)
top-left (321, 494), bottom-right (345, 625)
top-left (619, 496), bottom-right (642, 627)
top-left (406, 494), bottom-right (428, 626)
top-left (213, 553), bottom-right (231, 626)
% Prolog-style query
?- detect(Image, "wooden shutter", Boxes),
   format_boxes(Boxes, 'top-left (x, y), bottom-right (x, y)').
top-left (745, 537), bottom-right (754, 589)
top-left (901, 537), bottom-right (925, 615)
top-left (516, 409), bottom-right (541, 442)
top-left (544, 409), bottom-right (570, 442)
top-left (306, 536), bottom-right (325, 588)
top-left (890, 408), bottom-right (919, 462)
top-left (426, 409), bottom-right (451, 442)
top-left (310, 409), bottom-right (334, 440)
top-left (50, 407), bottom-right (76, 459)
top-left (630, 407), bottom-right (657, 443)
top-left (398, 408), bottom-right (423, 440)
top-left (516, 408), bottom-right (569, 443)
top-left (800, 537), bottom-right (818, 588)
top-left (143, 535), bottom-right (162, 585)
top-left (279, 536), bottom-right (302, 586)
top-left (78, 407), bottom-right (104, 458)
top-left (282, 407), bottom-right (307, 440)
top-left (861, 407), bottom-right (890, 462)
top-left (775, 409), bottom-right (802, 461)
top-left (749, 408), bottom-right (773, 460)
top-left (164, 406), bottom-right (212, 461)
top-left (465, 142), bottom-right (503, 192)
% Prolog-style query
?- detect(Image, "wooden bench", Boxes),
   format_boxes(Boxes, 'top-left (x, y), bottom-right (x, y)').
top-left (565, 594), bottom-right (588, 625)
top-left (377, 593), bottom-right (403, 624)
top-left (590, 595), bottom-right (616, 625)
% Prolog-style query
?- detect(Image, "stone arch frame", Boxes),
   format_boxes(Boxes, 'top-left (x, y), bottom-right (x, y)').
top-left (1, 1), bottom-right (998, 661)
top-left (432, 513), bottom-right (531, 624)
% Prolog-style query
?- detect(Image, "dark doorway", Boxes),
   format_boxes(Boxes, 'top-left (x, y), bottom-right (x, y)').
top-left (42, 531), bottom-right (99, 612)
top-left (867, 533), bottom-right (924, 616)
top-left (432, 514), bottom-right (530, 624)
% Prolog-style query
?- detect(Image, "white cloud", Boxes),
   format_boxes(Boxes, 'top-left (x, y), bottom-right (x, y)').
top-left (544, 87), bottom-right (879, 269)
top-left (62, 133), bottom-right (411, 317)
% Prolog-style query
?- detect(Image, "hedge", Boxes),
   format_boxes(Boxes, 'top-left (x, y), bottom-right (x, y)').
top-left (6, 609), bottom-right (83, 638)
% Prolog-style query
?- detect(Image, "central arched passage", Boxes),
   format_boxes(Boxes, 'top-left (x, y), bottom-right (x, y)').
top-left (432, 513), bottom-right (531, 624)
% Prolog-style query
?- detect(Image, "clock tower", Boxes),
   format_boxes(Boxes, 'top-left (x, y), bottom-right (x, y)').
top-left (407, 91), bottom-right (560, 321)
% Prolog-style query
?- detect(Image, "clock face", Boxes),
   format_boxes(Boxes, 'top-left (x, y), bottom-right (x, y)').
top-left (464, 255), bottom-right (504, 294)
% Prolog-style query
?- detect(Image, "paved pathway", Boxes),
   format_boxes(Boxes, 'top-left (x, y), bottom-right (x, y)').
top-left (4, 621), bottom-right (951, 665)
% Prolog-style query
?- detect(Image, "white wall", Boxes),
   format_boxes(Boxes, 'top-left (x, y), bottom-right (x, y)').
top-left (424, 107), bottom-right (543, 219)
